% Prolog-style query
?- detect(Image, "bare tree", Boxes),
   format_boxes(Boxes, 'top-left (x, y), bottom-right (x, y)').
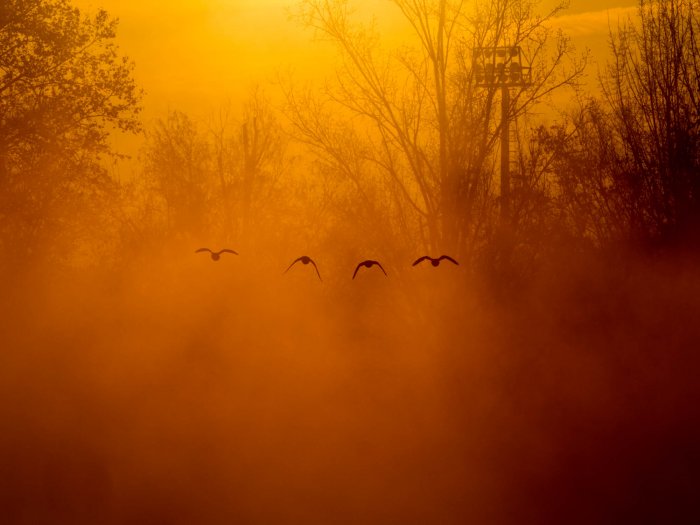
top-left (142, 111), bottom-right (213, 239)
top-left (284, 0), bottom-right (585, 261)
top-left (601, 0), bottom-right (700, 243)
top-left (531, 99), bottom-right (629, 246)
top-left (535, 0), bottom-right (700, 249)
top-left (136, 92), bottom-right (292, 253)
top-left (208, 89), bottom-right (288, 243)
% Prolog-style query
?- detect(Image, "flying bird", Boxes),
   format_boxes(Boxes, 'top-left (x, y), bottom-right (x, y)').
top-left (284, 255), bottom-right (322, 281)
top-left (352, 260), bottom-right (387, 279)
top-left (412, 255), bottom-right (459, 267)
top-left (195, 248), bottom-right (238, 261)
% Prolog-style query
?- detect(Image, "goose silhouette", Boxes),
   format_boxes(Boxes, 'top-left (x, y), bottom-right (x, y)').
top-left (412, 255), bottom-right (459, 267)
top-left (352, 260), bottom-right (387, 279)
top-left (196, 248), bottom-right (238, 261)
top-left (284, 255), bottom-right (322, 281)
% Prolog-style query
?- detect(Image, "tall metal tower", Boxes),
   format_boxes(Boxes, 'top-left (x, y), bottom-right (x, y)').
top-left (472, 46), bottom-right (532, 222)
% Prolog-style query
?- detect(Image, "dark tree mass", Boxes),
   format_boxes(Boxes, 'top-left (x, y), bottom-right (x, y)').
top-left (0, 0), bottom-right (141, 267)
top-left (538, 0), bottom-right (700, 247)
top-left (1, 1), bottom-right (699, 524)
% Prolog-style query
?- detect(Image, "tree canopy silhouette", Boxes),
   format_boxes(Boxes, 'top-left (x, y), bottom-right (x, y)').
top-left (137, 91), bottom-right (289, 250)
top-left (0, 0), bottom-right (142, 265)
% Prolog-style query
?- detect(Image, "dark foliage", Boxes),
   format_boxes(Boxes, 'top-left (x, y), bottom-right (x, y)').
top-left (0, 0), bottom-right (141, 266)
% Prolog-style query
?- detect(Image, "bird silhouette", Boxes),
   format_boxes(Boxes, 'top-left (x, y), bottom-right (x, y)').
top-left (352, 260), bottom-right (387, 279)
top-left (195, 248), bottom-right (238, 261)
top-left (412, 255), bottom-right (459, 267)
top-left (284, 255), bottom-right (322, 281)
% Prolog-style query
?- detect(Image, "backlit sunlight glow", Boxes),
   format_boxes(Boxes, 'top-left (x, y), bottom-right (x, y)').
top-left (2, 0), bottom-right (698, 524)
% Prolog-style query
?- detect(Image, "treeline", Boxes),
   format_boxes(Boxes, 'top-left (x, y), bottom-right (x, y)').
top-left (0, 0), bottom-right (140, 268)
top-left (539, 0), bottom-right (700, 248)
top-left (2, 0), bottom-right (700, 278)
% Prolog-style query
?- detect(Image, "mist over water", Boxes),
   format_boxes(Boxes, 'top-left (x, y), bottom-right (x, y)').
top-left (2, 244), bottom-right (699, 524)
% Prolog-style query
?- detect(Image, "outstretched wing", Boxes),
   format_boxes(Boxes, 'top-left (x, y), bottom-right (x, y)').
top-left (374, 261), bottom-right (388, 276)
top-left (352, 262), bottom-right (364, 280)
top-left (284, 257), bottom-right (303, 274)
top-left (195, 248), bottom-right (212, 254)
top-left (439, 255), bottom-right (459, 265)
top-left (309, 259), bottom-right (323, 281)
top-left (218, 249), bottom-right (239, 256)
top-left (412, 256), bottom-right (430, 266)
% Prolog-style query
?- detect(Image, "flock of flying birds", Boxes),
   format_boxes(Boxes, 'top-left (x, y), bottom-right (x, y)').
top-left (195, 248), bottom-right (459, 282)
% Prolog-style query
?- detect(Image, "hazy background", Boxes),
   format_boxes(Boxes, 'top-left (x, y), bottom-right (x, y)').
top-left (4, 240), bottom-right (699, 524)
top-left (74, 0), bottom-right (637, 163)
top-left (1, 0), bottom-right (699, 523)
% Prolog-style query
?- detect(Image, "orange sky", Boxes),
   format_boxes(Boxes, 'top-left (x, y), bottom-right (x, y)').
top-left (73, 0), bottom-right (406, 117)
top-left (72, 1), bottom-right (637, 114)
top-left (70, 0), bottom-right (639, 166)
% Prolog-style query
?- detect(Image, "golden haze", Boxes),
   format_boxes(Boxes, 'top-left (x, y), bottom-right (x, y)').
top-left (74, 0), bottom-right (636, 120)
top-left (2, 1), bottom-right (699, 524)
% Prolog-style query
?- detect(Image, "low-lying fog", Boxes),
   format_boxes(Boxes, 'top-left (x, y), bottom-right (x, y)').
top-left (2, 246), bottom-right (698, 524)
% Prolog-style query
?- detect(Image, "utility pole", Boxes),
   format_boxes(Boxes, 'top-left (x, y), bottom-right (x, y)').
top-left (500, 85), bottom-right (510, 221)
top-left (473, 46), bottom-right (532, 223)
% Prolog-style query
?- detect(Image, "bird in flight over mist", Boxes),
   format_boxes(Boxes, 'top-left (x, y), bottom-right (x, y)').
top-left (412, 255), bottom-right (459, 267)
top-left (284, 255), bottom-right (322, 281)
top-left (352, 260), bottom-right (387, 279)
top-left (195, 248), bottom-right (238, 261)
